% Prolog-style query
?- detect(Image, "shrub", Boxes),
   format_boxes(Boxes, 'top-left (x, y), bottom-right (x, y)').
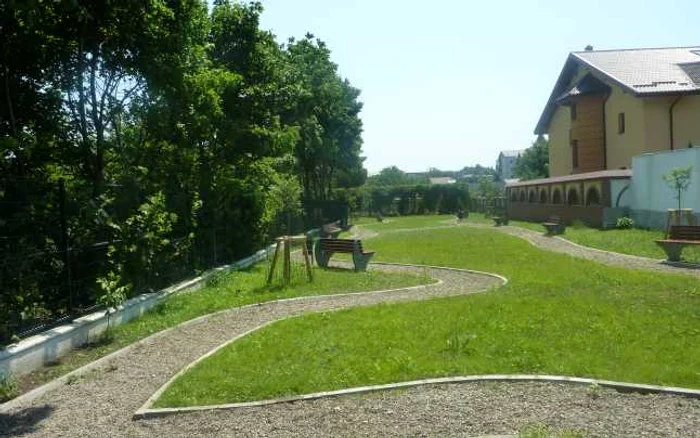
top-left (616, 216), bottom-right (635, 229)
top-left (0, 372), bottom-right (18, 402)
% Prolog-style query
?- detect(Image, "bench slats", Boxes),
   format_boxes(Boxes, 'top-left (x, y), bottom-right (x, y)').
top-left (669, 226), bottom-right (700, 241)
top-left (656, 225), bottom-right (700, 261)
top-left (316, 238), bottom-right (374, 271)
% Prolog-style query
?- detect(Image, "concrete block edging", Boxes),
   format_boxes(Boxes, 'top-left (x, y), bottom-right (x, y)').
top-left (133, 266), bottom-right (507, 418)
top-left (134, 374), bottom-right (700, 419)
top-left (2, 263), bottom-right (503, 412)
top-left (0, 243), bottom-right (277, 380)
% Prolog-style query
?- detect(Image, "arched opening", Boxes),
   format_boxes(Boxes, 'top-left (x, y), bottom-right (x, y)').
top-left (510, 190), bottom-right (518, 202)
top-left (539, 189), bottom-right (548, 204)
top-left (519, 190), bottom-right (526, 202)
top-left (586, 187), bottom-right (601, 206)
top-left (528, 190), bottom-right (536, 203)
top-left (552, 189), bottom-right (562, 204)
top-left (567, 188), bottom-right (580, 205)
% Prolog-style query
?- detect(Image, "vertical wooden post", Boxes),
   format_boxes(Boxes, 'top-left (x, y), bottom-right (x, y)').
top-left (267, 240), bottom-right (281, 285)
top-left (301, 237), bottom-right (313, 282)
top-left (283, 236), bottom-right (291, 284)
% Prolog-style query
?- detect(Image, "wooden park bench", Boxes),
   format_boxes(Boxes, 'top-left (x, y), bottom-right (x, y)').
top-left (314, 238), bottom-right (375, 271)
top-left (542, 216), bottom-right (565, 235)
top-left (492, 216), bottom-right (508, 226)
top-left (655, 225), bottom-right (700, 262)
top-left (321, 221), bottom-right (342, 238)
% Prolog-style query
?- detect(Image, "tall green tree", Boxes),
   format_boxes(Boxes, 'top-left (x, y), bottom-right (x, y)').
top-left (514, 137), bottom-right (549, 180)
top-left (285, 34), bottom-right (365, 200)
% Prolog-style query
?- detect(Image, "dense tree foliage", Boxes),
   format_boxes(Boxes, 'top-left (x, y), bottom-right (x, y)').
top-left (334, 184), bottom-right (470, 217)
top-left (514, 137), bottom-right (549, 180)
top-left (0, 1), bottom-right (365, 342)
top-left (366, 166), bottom-right (429, 186)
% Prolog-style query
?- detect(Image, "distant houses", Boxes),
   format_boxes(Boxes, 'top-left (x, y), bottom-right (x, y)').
top-left (496, 150), bottom-right (524, 180)
top-left (428, 177), bottom-right (456, 185)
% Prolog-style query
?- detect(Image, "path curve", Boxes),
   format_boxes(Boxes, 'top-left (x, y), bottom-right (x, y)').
top-left (3, 224), bottom-right (700, 437)
top-left (483, 223), bottom-right (700, 278)
top-left (0, 262), bottom-right (502, 437)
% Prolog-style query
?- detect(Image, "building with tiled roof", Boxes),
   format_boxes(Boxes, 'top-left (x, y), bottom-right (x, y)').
top-left (505, 46), bottom-right (700, 229)
top-left (536, 45), bottom-right (700, 176)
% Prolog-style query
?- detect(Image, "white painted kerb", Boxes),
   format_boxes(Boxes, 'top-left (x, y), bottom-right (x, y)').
top-left (0, 244), bottom-right (275, 378)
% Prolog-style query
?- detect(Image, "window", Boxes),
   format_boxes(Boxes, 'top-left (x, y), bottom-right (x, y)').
top-left (586, 187), bottom-right (601, 206)
top-left (552, 189), bottom-right (563, 204)
top-left (570, 103), bottom-right (577, 121)
top-left (571, 139), bottom-right (579, 169)
top-left (567, 188), bottom-right (580, 205)
top-left (618, 112), bottom-right (625, 134)
top-left (528, 190), bottom-right (536, 203)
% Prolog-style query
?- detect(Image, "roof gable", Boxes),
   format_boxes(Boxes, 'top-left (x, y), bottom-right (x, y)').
top-left (535, 46), bottom-right (700, 135)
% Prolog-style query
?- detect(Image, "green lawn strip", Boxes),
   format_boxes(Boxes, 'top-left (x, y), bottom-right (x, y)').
top-left (155, 226), bottom-right (700, 407)
top-left (10, 264), bottom-right (430, 399)
top-left (352, 214), bottom-right (458, 231)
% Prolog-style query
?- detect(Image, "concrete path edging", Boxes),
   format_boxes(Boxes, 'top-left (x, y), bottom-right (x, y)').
top-left (1, 262), bottom-right (505, 414)
top-left (132, 263), bottom-right (508, 418)
top-left (134, 374), bottom-right (700, 420)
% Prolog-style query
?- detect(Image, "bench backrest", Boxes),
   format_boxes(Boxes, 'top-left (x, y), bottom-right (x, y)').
top-left (319, 238), bottom-right (363, 253)
top-left (668, 225), bottom-right (700, 241)
top-left (545, 216), bottom-right (562, 224)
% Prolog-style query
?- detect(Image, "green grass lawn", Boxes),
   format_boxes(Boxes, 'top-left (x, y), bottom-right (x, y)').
top-left (10, 262), bottom-right (429, 400)
top-left (352, 214), bottom-right (457, 230)
top-left (156, 224), bottom-right (700, 407)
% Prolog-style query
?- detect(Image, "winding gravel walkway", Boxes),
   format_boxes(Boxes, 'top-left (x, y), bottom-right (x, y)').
top-left (481, 223), bottom-right (700, 278)
top-left (0, 263), bottom-right (501, 437)
top-left (3, 223), bottom-right (700, 437)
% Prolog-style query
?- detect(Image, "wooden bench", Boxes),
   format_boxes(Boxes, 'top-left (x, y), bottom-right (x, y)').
top-left (321, 221), bottom-right (342, 239)
top-left (655, 225), bottom-right (700, 262)
top-left (542, 216), bottom-right (565, 235)
top-left (314, 238), bottom-right (375, 271)
top-left (492, 216), bottom-right (508, 226)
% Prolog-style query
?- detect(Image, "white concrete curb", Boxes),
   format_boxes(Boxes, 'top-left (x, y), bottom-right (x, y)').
top-left (134, 374), bottom-right (700, 419)
top-left (2, 263), bottom-right (500, 413)
top-left (0, 244), bottom-right (277, 381)
top-left (132, 264), bottom-right (507, 418)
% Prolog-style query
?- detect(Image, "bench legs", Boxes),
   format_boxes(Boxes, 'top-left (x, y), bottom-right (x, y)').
top-left (352, 253), bottom-right (374, 272)
top-left (656, 242), bottom-right (684, 262)
top-left (543, 224), bottom-right (564, 236)
top-left (314, 244), bottom-right (332, 268)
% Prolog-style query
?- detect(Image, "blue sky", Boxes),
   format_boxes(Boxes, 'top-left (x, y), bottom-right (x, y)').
top-left (223, 1), bottom-right (699, 173)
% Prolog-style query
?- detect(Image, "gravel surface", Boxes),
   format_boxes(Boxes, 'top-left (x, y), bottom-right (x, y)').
top-left (494, 225), bottom-right (700, 279)
top-left (3, 224), bottom-right (700, 437)
top-left (134, 382), bottom-right (700, 438)
top-left (0, 263), bottom-right (500, 437)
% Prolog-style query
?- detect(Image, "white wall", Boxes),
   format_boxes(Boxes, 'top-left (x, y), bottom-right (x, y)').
top-left (630, 148), bottom-right (700, 228)
top-left (0, 244), bottom-right (275, 378)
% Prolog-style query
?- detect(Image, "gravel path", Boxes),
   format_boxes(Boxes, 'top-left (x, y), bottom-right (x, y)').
top-left (3, 224), bottom-right (700, 437)
top-left (0, 263), bottom-right (501, 437)
top-left (489, 224), bottom-right (700, 278)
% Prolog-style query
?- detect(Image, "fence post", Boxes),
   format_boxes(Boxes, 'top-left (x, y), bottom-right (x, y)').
top-left (58, 179), bottom-right (73, 315)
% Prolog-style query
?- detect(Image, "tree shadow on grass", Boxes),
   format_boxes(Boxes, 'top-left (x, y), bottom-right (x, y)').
top-left (0, 405), bottom-right (54, 436)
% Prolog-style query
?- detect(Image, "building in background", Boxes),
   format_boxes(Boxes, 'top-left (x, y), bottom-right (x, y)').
top-left (428, 177), bottom-right (456, 185)
top-left (496, 150), bottom-right (524, 180)
top-left (507, 46), bottom-right (700, 228)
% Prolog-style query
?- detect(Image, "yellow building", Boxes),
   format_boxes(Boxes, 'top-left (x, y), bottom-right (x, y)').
top-left (535, 46), bottom-right (700, 177)
top-left (506, 46), bottom-right (700, 228)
